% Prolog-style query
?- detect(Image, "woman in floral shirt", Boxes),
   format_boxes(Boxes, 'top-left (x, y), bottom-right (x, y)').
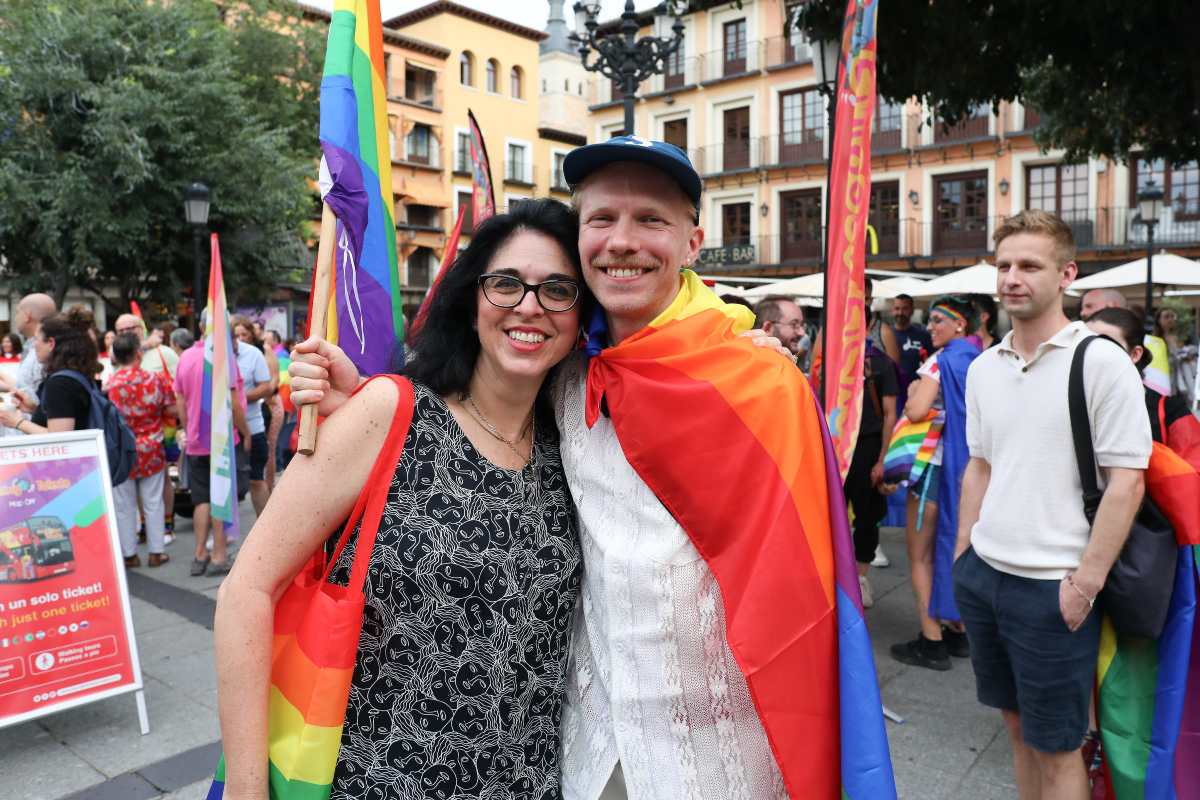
top-left (108, 332), bottom-right (175, 567)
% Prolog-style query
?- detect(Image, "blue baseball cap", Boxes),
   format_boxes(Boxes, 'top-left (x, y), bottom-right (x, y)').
top-left (564, 135), bottom-right (702, 209)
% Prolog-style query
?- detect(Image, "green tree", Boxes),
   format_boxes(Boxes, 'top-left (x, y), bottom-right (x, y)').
top-left (0, 0), bottom-right (326, 317)
top-left (793, 0), bottom-right (1200, 167)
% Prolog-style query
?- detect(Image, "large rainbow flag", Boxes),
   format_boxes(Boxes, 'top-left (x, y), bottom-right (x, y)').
top-left (822, 0), bottom-right (879, 477)
top-left (318, 0), bottom-right (403, 376)
top-left (204, 233), bottom-right (239, 543)
top-left (1097, 442), bottom-right (1200, 797)
top-left (585, 271), bottom-right (895, 798)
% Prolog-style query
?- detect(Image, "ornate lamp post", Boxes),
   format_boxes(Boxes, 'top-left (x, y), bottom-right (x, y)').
top-left (183, 182), bottom-right (211, 335)
top-left (1137, 178), bottom-right (1164, 334)
top-left (571, 1), bottom-right (685, 137)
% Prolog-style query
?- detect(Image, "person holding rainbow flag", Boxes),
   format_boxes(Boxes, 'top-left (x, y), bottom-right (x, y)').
top-left (289, 136), bottom-right (896, 798)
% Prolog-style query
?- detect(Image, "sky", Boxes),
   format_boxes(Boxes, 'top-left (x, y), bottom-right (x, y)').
top-left (303, 0), bottom-right (666, 32)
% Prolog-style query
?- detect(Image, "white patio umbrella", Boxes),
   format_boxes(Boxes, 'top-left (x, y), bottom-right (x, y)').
top-left (873, 275), bottom-right (931, 299)
top-left (741, 272), bottom-right (828, 299)
top-left (907, 262), bottom-right (998, 298)
top-left (1068, 252), bottom-right (1200, 292)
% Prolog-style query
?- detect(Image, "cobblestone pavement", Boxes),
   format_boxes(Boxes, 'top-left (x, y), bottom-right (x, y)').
top-left (0, 505), bottom-right (1019, 799)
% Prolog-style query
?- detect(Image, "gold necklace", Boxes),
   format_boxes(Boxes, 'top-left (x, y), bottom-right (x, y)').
top-left (462, 393), bottom-right (534, 463)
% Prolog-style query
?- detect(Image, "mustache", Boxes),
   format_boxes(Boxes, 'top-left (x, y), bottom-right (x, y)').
top-left (590, 257), bottom-right (662, 270)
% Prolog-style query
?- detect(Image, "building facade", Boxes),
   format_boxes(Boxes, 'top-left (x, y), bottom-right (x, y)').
top-left (583, 0), bottom-right (1200, 278)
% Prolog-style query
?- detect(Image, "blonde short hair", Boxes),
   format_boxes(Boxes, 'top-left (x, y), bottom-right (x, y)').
top-left (992, 209), bottom-right (1076, 266)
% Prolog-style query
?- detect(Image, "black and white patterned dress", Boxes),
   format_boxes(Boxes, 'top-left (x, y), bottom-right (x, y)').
top-left (329, 382), bottom-right (581, 800)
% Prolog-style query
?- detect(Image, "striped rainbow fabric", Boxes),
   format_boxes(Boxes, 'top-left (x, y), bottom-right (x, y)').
top-left (1097, 442), bottom-right (1200, 797)
top-left (204, 234), bottom-right (239, 543)
top-left (318, 0), bottom-right (403, 376)
top-left (584, 270), bottom-right (895, 798)
top-left (1144, 335), bottom-right (1172, 396)
top-left (882, 411), bottom-right (938, 486)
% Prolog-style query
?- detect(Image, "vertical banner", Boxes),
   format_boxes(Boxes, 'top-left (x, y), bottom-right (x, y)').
top-left (318, 0), bottom-right (404, 376)
top-left (468, 109), bottom-right (496, 223)
top-left (0, 431), bottom-right (142, 728)
top-left (205, 234), bottom-right (239, 543)
top-left (823, 0), bottom-right (879, 478)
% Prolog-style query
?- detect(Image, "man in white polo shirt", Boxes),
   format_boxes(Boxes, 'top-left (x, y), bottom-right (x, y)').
top-left (952, 210), bottom-right (1150, 800)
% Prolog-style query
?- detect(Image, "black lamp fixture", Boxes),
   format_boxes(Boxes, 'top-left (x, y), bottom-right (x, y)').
top-left (571, 1), bottom-right (685, 136)
top-left (1137, 178), bottom-right (1164, 334)
top-left (183, 182), bottom-right (211, 336)
top-left (998, 177), bottom-right (1010, 196)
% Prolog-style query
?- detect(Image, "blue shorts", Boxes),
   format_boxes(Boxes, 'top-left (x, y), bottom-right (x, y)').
top-left (952, 547), bottom-right (1100, 753)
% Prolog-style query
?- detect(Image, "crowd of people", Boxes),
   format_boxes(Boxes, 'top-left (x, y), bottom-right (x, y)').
top-left (0, 293), bottom-right (300, 577)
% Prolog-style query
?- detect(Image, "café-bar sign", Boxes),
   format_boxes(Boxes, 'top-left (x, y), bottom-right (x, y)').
top-left (697, 244), bottom-right (755, 266)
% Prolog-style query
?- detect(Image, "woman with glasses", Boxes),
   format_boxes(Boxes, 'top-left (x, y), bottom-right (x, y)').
top-left (890, 295), bottom-right (981, 672)
top-left (214, 199), bottom-right (588, 799)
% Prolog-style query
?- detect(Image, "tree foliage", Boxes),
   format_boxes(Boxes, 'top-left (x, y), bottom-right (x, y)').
top-left (0, 0), bottom-right (326, 315)
top-left (794, 0), bottom-right (1200, 167)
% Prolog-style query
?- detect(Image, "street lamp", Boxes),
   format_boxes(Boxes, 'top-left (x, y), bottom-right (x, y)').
top-left (183, 182), bottom-right (211, 336)
top-left (814, 34), bottom-right (841, 400)
top-left (1137, 178), bottom-right (1164, 334)
top-left (570, 1), bottom-right (685, 136)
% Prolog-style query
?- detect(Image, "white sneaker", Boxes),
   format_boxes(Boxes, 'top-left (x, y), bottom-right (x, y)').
top-left (871, 546), bottom-right (890, 568)
top-left (858, 574), bottom-right (874, 608)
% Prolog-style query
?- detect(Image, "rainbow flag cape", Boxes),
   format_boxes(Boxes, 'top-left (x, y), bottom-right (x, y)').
top-left (203, 234), bottom-right (239, 542)
top-left (822, 0), bottom-right (879, 477)
top-left (1097, 443), bottom-right (1200, 797)
top-left (585, 271), bottom-right (895, 798)
top-left (318, 0), bottom-right (403, 376)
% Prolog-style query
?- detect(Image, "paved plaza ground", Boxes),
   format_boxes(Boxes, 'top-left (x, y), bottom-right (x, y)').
top-left (0, 503), bottom-right (1020, 799)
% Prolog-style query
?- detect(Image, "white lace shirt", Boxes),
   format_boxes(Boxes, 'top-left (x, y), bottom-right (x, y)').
top-left (553, 355), bottom-right (787, 800)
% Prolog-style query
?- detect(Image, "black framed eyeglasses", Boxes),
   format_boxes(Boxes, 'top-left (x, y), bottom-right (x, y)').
top-left (478, 273), bottom-right (581, 313)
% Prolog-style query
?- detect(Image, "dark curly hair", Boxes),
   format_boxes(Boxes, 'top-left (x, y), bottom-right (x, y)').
top-left (41, 305), bottom-right (100, 377)
top-left (402, 198), bottom-right (590, 404)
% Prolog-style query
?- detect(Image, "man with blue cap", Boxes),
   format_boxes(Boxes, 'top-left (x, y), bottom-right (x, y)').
top-left (287, 137), bottom-right (895, 800)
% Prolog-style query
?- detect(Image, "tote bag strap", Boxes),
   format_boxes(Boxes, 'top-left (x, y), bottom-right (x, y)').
top-left (319, 375), bottom-right (416, 590)
top-left (1068, 335), bottom-right (1126, 519)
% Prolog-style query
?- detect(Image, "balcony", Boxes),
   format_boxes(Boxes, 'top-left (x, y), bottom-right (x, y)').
top-left (871, 127), bottom-right (902, 152)
top-left (648, 54), bottom-right (703, 96)
top-left (933, 113), bottom-right (992, 144)
top-left (698, 41), bottom-right (763, 84)
top-left (398, 86), bottom-right (442, 112)
top-left (762, 133), bottom-right (825, 166)
top-left (764, 35), bottom-right (813, 70)
top-left (690, 140), bottom-right (763, 175)
top-left (504, 160), bottom-right (534, 187)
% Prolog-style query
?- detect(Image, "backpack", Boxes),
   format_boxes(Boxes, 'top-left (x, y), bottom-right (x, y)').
top-left (52, 370), bottom-right (138, 487)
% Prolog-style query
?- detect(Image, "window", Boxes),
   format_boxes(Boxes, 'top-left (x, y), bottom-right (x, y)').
top-left (869, 181), bottom-right (900, 255)
top-left (723, 19), bottom-right (747, 75)
top-left (610, 77), bottom-right (625, 102)
top-left (404, 64), bottom-right (437, 107)
top-left (384, 53), bottom-right (394, 96)
top-left (722, 106), bottom-right (751, 171)
top-left (778, 89), bottom-right (822, 162)
top-left (407, 247), bottom-right (435, 288)
top-left (663, 118), bottom-right (688, 150)
top-left (1027, 163), bottom-right (1088, 221)
top-left (780, 189), bottom-right (822, 261)
top-left (506, 143), bottom-right (528, 183)
top-left (934, 170), bottom-right (988, 252)
top-left (486, 59), bottom-right (498, 93)
top-left (457, 190), bottom-right (475, 234)
top-left (935, 103), bottom-right (991, 143)
top-left (872, 99), bottom-right (903, 151)
top-left (665, 35), bottom-right (685, 89)
top-left (552, 152), bottom-right (568, 191)
top-left (405, 124), bottom-right (431, 164)
top-left (404, 204), bottom-right (440, 229)
top-left (722, 202), bottom-right (751, 246)
top-left (510, 66), bottom-right (523, 99)
top-left (1131, 157), bottom-right (1200, 221)
top-left (459, 51), bottom-right (474, 86)
top-left (784, 2), bottom-right (809, 63)
top-left (456, 131), bottom-right (471, 173)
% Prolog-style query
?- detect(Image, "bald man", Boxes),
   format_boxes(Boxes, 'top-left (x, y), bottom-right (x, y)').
top-left (11, 293), bottom-right (57, 395)
top-left (114, 313), bottom-right (179, 378)
top-left (1079, 288), bottom-right (1126, 320)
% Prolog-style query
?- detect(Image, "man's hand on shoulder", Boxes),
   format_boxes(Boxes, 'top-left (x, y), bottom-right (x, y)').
top-left (287, 338), bottom-right (364, 416)
top-left (739, 329), bottom-right (794, 362)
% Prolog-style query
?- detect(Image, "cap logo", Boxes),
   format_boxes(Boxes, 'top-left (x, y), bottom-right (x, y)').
top-left (623, 136), bottom-right (655, 148)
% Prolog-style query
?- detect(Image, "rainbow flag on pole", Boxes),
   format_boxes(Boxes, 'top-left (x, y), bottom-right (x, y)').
top-left (318, 0), bottom-right (403, 376)
top-left (204, 233), bottom-right (239, 543)
top-left (822, 0), bottom-right (879, 477)
top-left (585, 271), bottom-right (895, 797)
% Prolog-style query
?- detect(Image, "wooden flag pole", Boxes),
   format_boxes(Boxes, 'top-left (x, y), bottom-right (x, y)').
top-left (297, 202), bottom-right (338, 456)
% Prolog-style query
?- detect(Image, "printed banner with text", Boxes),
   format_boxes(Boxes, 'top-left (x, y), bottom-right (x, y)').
top-left (823, 0), bottom-right (879, 479)
top-left (0, 431), bottom-right (141, 728)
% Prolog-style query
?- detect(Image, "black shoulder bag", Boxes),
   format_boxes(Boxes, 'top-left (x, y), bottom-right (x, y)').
top-left (1068, 335), bottom-right (1176, 639)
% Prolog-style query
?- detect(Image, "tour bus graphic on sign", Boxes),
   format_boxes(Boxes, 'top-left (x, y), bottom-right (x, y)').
top-left (0, 515), bottom-right (75, 583)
